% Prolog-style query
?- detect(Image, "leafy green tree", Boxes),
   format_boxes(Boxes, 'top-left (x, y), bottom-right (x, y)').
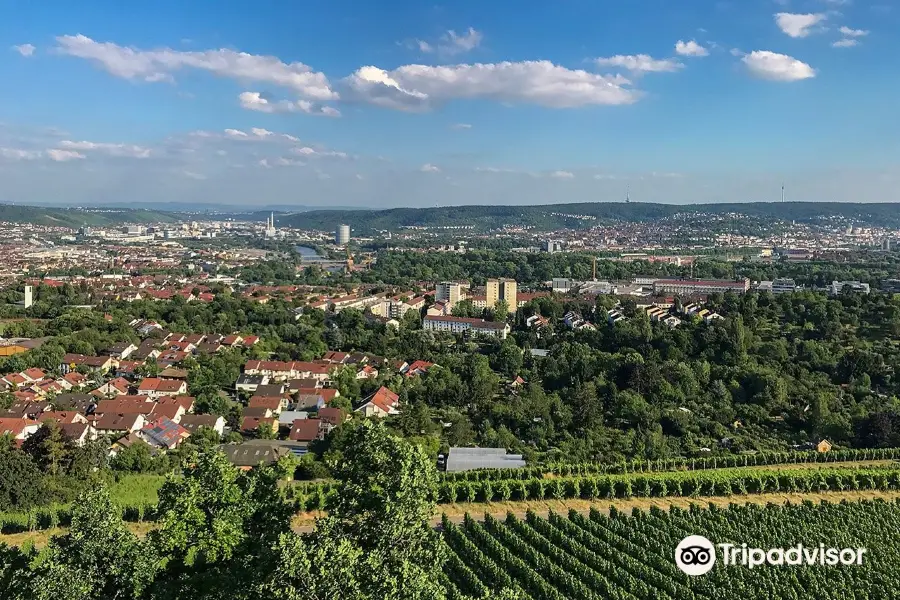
top-left (189, 426), bottom-right (222, 449)
top-left (21, 420), bottom-right (69, 476)
top-left (267, 421), bottom-right (447, 600)
top-left (0, 443), bottom-right (45, 511)
top-left (111, 441), bottom-right (154, 473)
top-left (491, 300), bottom-right (510, 321)
top-left (0, 543), bottom-right (33, 600)
top-left (29, 485), bottom-right (158, 600)
top-left (256, 421), bottom-right (277, 440)
top-left (152, 451), bottom-right (248, 566)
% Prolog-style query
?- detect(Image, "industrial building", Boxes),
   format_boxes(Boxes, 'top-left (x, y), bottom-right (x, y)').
top-left (335, 224), bottom-right (350, 245)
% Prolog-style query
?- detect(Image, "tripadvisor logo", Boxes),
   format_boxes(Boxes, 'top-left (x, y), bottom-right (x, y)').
top-left (675, 536), bottom-right (866, 576)
top-left (675, 536), bottom-right (717, 576)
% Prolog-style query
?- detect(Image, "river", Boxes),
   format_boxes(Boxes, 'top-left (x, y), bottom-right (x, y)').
top-left (295, 245), bottom-right (325, 261)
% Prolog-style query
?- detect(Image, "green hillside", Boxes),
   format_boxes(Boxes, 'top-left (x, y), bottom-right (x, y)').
top-left (280, 202), bottom-right (900, 234)
top-left (0, 205), bottom-right (181, 227)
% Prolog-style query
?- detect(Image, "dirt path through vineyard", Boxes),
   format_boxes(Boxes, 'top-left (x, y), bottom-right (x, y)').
top-left (430, 488), bottom-right (900, 528)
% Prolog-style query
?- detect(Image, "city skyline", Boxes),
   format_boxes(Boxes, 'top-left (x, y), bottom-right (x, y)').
top-left (0, 0), bottom-right (898, 207)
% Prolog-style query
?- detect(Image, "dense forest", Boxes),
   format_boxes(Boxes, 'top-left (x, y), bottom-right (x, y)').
top-left (279, 202), bottom-right (900, 234)
top-left (0, 205), bottom-right (178, 227)
top-left (364, 250), bottom-right (900, 288)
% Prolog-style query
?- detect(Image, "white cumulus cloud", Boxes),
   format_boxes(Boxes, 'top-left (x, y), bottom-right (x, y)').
top-left (343, 60), bottom-right (638, 110)
top-left (55, 34), bottom-right (336, 100)
top-left (674, 40), bottom-right (709, 57)
top-left (413, 27), bottom-right (483, 56)
top-left (742, 50), bottom-right (816, 81)
top-left (46, 149), bottom-right (86, 162)
top-left (839, 26), bottom-right (869, 37)
top-left (832, 38), bottom-right (859, 48)
top-left (420, 163), bottom-right (441, 173)
top-left (549, 170), bottom-right (575, 179)
top-left (238, 91), bottom-right (340, 117)
top-left (12, 44), bottom-right (35, 57)
top-left (0, 148), bottom-right (43, 160)
top-left (775, 13), bottom-right (827, 38)
top-left (58, 140), bottom-right (151, 158)
top-left (441, 28), bottom-right (483, 55)
top-left (595, 54), bottom-right (683, 73)
top-left (290, 146), bottom-right (348, 159)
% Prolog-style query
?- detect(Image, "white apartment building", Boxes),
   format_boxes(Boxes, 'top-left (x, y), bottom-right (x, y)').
top-left (435, 282), bottom-right (462, 306)
top-left (423, 316), bottom-right (510, 339)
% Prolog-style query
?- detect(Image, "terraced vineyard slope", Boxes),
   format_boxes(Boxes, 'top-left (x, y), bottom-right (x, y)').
top-left (442, 499), bottom-right (900, 600)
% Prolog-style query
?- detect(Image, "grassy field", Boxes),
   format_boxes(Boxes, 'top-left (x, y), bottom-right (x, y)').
top-left (108, 474), bottom-right (166, 506)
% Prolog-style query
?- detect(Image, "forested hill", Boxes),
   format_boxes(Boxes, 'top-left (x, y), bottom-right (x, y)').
top-left (280, 202), bottom-right (900, 234)
top-left (0, 205), bottom-right (180, 227)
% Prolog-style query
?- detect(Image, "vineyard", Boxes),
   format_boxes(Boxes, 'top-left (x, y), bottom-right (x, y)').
top-left (6, 463), bottom-right (900, 534)
top-left (441, 499), bottom-right (900, 600)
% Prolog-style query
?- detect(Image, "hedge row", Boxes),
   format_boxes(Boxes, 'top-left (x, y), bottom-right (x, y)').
top-left (436, 466), bottom-right (900, 504)
top-left (440, 447), bottom-right (900, 482)
top-left (0, 502), bottom-right (157, 535)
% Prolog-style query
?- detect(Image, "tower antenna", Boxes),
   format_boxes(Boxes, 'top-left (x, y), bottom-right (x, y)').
top-left (781, 183), bottom-right (785, 203)
top-left (625, 185), bottom-right (631, 203)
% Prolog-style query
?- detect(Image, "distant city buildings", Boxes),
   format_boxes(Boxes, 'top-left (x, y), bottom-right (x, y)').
top-left (264, 212), bottom-right (277, 238)
top-left (652, 278), bottom-right (751, 295)
top-left (828, 281), bottom-right (870, 295)
top-left (486, 278), bottom-right (517, 314)
top-left (423, 315), bottom-right (510, 339)
top-left (336, 224), bottom-right (350, 245)
top-left (435, 281), bottom-right (462, 306)
top-left (544, 240), bottom-right (564, 253)
top-left (757, 278), bottom-right (798, 294)
top-left (552, 278), bottom-right (576, 293)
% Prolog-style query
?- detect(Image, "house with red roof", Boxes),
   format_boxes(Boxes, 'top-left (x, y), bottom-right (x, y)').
top-left (403, 360), bottom-right (434, 378)
top-left (61, 371), bottom-right (89, 389)
top-left (241, 416), bottom-right (278, 436)
top-left (60, 354), bottom-right (117, 375)
top-left (138, 378), bottom-right (188, 398)
top-left (355, 386), bottom-right (400, 418)
top-left (95, 397), bottom-right (157, 416)
top-left (22, 368), bottom-right (46, 382)
top-left (249, 395), bottom-right (288, 414)
top-left (90, 413), bottom-right (146, 436)
top-left (288, 418), bottom-right (323, 442)
top-left (356, 364), bottom-right (379, 379)
top-left (41, 411), bottom-right (88, 425)
top-left (0, 418), bottom-right (40, 444)
top-left (139, 417), bottom-right (191, 450)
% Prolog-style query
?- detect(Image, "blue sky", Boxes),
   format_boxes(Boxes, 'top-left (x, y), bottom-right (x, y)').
top-left (0, 0), bottom-right (897, 208)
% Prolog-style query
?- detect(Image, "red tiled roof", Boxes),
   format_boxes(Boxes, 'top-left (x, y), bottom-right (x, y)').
top-left (289, 418), bottom-right (321, 442)
top-left (95, 397), bottom-right (156, 415)
top-left (362, 386), bottom-right (399, 413)
top-left (317, 407), bottom-right (346, 426)
top-left (0, 418), bottom-right (32, 437)
top-left (240, 416), bottom-right (277, 433)
top-left (248, 396), bottom-right (284, 410)
top-left (40, 411), bottom-right (85, 424)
